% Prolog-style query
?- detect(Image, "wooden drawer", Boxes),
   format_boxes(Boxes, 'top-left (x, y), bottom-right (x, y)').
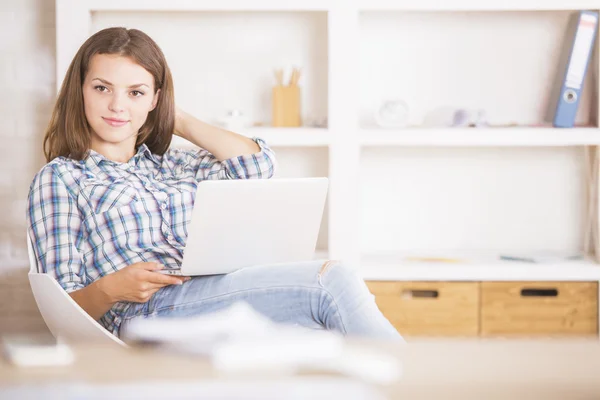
top-left (481, 282), bottom-right (598, 337)
top-left (366, 281), bottom-right (479, 337)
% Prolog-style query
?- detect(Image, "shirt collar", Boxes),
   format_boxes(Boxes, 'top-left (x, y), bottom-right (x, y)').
top-left (137, 143), bottom-right (162, 167)
top-left (82, 143), bottom-right (161, 172)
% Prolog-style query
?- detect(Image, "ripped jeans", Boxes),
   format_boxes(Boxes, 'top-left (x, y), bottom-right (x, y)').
top-left (119, 260), bottom-right (402, 341)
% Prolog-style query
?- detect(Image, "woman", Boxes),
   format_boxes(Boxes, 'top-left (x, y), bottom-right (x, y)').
top-left (27, 27), bottom-right (401, 341)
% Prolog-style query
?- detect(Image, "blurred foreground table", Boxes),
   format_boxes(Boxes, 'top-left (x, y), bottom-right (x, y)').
top-left (1, 338), bottom-right (599, 399)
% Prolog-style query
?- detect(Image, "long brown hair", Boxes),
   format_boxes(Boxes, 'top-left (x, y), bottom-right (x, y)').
top-left (43, 27), bottom-right (175, 162)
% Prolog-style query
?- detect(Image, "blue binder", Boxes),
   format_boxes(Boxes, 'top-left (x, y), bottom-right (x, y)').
top-left (553, 11), bottom-right (598, 128)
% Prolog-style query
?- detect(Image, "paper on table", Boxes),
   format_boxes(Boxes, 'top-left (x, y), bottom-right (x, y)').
top-left (121, 302), bottom-right (402, 385)
top-left (498, 252), bottom-right (583, 263)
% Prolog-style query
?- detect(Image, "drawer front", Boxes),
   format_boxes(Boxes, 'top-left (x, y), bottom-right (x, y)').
top-left (481, 282), bottom-right (598, 336)
top-left (366, 281), bottom-right (479, 337)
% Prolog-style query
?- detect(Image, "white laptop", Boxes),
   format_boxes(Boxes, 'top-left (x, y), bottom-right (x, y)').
top-left (162, 177), bottom-right (328, 276)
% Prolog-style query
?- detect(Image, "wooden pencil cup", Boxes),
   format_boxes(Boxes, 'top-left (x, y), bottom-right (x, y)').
top-left (272, 86), bottom-right (301, 127)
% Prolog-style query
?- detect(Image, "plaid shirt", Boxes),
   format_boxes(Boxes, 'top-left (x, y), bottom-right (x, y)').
top-left (27, 138), bottom-right (276, 335)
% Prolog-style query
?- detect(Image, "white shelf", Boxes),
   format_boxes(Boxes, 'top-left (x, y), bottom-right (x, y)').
top-left (358, 0), bottom-right (600, 11)
top-left (170, 128), bottom-right (330, 149)
top-left (83, 0), bottom-right (600, 12)
top-left (360, 127), bottom-right (600, 147)
top-left (359, 254), bottom-right (600, 281)
top-left (87, 0), bottom-right (331, 11)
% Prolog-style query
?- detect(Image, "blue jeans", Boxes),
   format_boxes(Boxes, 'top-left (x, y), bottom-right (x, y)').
top-left (119, 260), bottom-right (402, 341)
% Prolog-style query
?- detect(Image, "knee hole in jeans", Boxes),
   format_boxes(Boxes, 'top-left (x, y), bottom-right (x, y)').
top-left (317, 260), bottom-right (341, 287)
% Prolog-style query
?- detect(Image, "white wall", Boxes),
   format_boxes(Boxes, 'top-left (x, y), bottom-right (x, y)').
top-left (361, 146), bottom-right (584, 254)
top-left (0, 0), bottom-right (55, 333)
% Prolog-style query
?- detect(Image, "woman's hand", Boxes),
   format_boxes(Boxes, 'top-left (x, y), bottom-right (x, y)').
top-left (98, 262), bottom-right (189, 303)
top-left (171, 106), bottom-right (260, 160)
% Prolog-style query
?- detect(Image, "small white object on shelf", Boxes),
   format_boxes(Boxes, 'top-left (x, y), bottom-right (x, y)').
top-left (374, 100), bottom-right (409, 128)
top-left (218, 109), bottom-right (250, 131)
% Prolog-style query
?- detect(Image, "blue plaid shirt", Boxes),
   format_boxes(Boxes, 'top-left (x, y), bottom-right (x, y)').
top-left (27, 138), bottom-right (276, 335)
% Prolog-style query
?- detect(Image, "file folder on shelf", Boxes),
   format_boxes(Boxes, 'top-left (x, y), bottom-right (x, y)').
top-left (552, 11), bottom-right (598, 128)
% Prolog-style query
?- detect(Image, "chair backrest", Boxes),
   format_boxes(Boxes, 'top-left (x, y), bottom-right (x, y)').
top-left (27, 230), bottom-right (126, 346)
top-left (27, 230), bottom-right (38, 274)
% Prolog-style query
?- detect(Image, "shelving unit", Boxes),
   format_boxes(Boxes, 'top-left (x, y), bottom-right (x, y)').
top-left (56, 0), bottom-right (600, 293)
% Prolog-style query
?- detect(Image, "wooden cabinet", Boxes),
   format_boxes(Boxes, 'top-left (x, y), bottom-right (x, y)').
top-left (366, 280), bottom-right (599, 337)
top-left (481, 282), bottom-right (598, 337)
top-left (366, 281), bottom-right (479, 337)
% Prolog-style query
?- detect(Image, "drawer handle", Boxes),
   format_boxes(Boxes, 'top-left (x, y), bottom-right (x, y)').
top-left (520, 288), bottom-right (559, 297)
top-left (402, 289), bottom-right (439, 299)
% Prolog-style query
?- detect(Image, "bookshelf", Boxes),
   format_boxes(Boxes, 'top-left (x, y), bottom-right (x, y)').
top-left (56, 1), bottom-right (600, 287)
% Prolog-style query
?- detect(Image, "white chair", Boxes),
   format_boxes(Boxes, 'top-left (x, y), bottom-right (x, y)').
top-left (27, 231), bottom-right (126, 346)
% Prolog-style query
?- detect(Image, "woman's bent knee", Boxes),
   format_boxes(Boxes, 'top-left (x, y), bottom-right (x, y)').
top-left (316, 261), bottom-right (371, 297)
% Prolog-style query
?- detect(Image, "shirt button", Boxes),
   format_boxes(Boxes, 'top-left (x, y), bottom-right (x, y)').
top-left (161, 203), bottom-right (167, 210)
